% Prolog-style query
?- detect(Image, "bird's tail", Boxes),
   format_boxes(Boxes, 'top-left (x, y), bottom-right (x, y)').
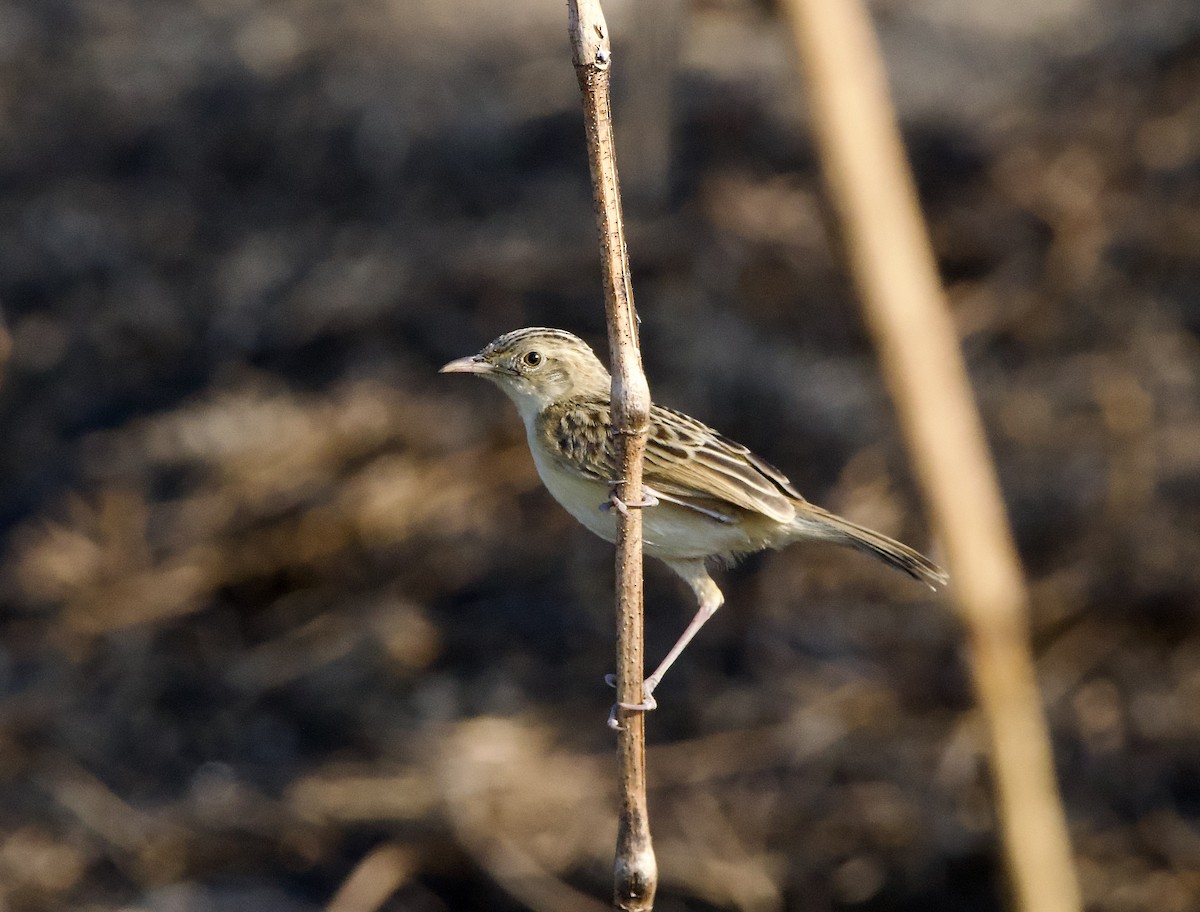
top-left (793, 504), bottom-right (948, 590)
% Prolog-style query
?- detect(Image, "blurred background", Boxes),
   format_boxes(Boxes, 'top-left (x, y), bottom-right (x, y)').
top-left (1, 0), bottom-right (1199, 909)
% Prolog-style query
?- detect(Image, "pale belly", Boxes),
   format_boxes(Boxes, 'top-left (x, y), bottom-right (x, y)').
top-left (528, 441), bottom-right (759, 561)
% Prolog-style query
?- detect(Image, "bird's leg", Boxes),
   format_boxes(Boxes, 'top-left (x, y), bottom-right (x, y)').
top-left (617, 560), bottom-right (725, 712)
top-left (600, 480), bottom-right (660, 516)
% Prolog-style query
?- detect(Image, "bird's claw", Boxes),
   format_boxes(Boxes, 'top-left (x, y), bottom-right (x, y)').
top-left (600, 482), bottom-right (659, 516)
top-left (607, 705), bottom-right (623, 730)
top-left (605, 676), bottom-right (658, 729)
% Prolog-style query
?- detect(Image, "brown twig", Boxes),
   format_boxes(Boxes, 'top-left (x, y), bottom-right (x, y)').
top-left (566, 2), bottom-right (657, 909)
top-left (780, 2), bottom-right (1082, 911)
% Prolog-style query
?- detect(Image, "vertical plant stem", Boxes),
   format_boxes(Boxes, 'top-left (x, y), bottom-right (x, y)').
top-left (566, 2), bottom-right (657, 909)
top-left (780, 2), bottom-right (1081, 911)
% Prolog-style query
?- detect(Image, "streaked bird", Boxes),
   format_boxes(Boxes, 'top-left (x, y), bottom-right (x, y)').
top-left (442, 328), bottom-right (946, 713)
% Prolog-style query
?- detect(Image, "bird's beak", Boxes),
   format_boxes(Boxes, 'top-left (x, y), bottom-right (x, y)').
top-left (439, 354), bottom-right (492, 375)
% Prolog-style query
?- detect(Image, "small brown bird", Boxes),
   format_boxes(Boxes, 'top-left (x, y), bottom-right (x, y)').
top-left (442, 328), bottom-right (946, 712)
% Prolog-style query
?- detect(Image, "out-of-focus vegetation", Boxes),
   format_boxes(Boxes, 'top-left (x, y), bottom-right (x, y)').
top-left (1, 1), bottom-right (1199, 909)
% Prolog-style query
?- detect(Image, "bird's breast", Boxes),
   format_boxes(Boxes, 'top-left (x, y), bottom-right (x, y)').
top-left (528, 441), bottom-right (616, 540)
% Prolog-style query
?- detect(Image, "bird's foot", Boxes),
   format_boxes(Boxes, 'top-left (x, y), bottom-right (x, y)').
top-left (604, 674), bottom-right (659, 730)
top-left (600, 482), bottom-right (659, 516)
top-left (619, 685), bottom-right (658, 712)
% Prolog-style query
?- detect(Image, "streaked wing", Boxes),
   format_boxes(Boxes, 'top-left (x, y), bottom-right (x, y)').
top-left (537, 398), bottom-right (800, 524)
top-left (647, 405), bottom-right (799, 523)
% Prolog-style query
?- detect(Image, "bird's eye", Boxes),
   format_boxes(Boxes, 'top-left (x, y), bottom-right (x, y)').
top-left (523, 351), bottom-right (542, 367)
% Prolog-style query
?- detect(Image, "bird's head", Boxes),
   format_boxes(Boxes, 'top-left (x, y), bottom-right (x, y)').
top-left (440, 327), bottom-right (612, 418)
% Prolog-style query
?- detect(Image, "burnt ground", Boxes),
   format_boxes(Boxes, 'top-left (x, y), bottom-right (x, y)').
top-left (1, 1), bottom-right (1199, 910)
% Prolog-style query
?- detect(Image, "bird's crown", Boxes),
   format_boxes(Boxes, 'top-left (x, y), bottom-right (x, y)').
top-left (484, 326), bottom-right (592, 356)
